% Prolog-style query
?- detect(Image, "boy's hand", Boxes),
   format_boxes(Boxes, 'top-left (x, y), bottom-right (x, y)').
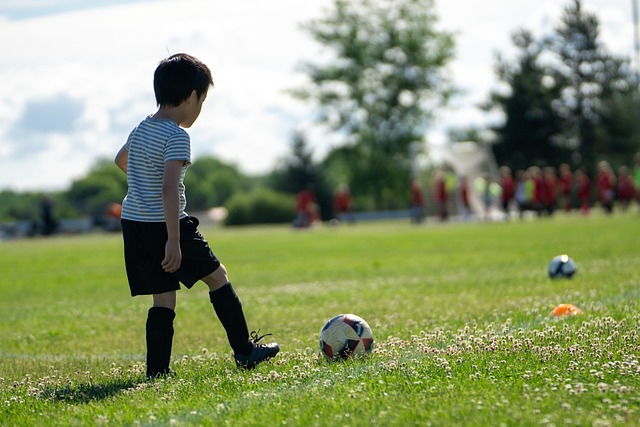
top-left (161, 240), bottom-right (182, 273)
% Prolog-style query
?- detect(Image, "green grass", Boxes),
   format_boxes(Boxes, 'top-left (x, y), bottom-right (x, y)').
top-left (1, 211), bottom-right (640, 426)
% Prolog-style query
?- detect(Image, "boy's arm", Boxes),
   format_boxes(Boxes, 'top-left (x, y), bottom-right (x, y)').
top-left (161, 160), bottom-right (184, 273)
top-left (115, 145), bottom-right (128, 174)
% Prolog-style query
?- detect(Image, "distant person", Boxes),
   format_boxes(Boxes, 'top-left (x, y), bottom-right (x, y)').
top-left (114, 53), bottom-right (278, 378)
top-left (634, 153), bottom-right (640, 209)
top-left (332, 183), bottom-right (354, 224)
top-left (515, 169), bottom-right (532, 219)
top-left (104, 202), bottom-right (122, 232)
top-left (457, 175), bottom-right (472, 221)
top-left (474, 174), bottom-right (500, 221)
top-left (40, 194), bottom-right (58, 235)
top-left (558, 163), bottom-right (573, 212)
top-left (615, 165), bottom-right (635, 211)
top-left (575, 168), bottom-right (591, 215)
top-left (293, 185), bottom-right (317, 228)
top-left (542, 166), bottom-right (558, 216)
top-left (433, 169), bottom-right (448, 221)
top-left (499, 166), bottom-right (515, 220)
top-left (410, 178), bottom-right (425, 224)
top-left (529, 166), bottom-right (545, 216)
top-left (596, 160), bottom-right (616, 214)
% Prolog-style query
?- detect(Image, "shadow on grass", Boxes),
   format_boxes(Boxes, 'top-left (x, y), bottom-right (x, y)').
top-left (40, 377), bottom-right (142, 404)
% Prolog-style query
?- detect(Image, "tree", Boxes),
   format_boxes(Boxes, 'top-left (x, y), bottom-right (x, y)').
top-left (546, 0), bottom-right (638, 173)
top-left (268, 131), bottom-right (332, 219)
top-left (183, 156), bottom-right (251, 210)
top-left (65, 160), bottom-right (127, 218)
top-left (295, 0), bottom-right (455, 209)
top-left (486, 29), bottom-right (568, 171)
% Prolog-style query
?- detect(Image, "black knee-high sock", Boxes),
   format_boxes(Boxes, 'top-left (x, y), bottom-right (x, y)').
top-left (209, 283), bottom-right (253, 356)
top-left (146, 307), bottom-right (175, 376)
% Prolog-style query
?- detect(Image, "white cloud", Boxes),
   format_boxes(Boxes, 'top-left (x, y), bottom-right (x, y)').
top-left (0, 0), bottom-right (635, 191)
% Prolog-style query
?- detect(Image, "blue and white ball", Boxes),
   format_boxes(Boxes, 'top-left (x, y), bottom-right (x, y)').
top-left (548, 255), bottom-right (577, 279)
top-left (320, 314), bottom-right (374, 361)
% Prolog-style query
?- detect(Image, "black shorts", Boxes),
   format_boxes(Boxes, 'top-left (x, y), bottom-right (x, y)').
top-left (121, 216), bottom-right (221, 296)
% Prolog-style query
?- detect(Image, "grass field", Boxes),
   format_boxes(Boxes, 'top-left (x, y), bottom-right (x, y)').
top-left (1, 211), bottom-right (640, 426)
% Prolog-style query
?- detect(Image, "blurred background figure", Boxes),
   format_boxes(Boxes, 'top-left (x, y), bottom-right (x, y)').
top-left (292, 185), bottom-right (318, 228)
top-left (575, 168), bottom-right (591, 215)
top-left (596, 160), bottom-right (616, 214)
top-left (615, 165), bottom-right (635, 211)
top-left (499, 166), bottom-right (514, 220)
top-left (433, 169), bottom-right (448, 221)
top-left (40, 194), bottom-right (58, 236)
top-left (457, 175), bottom-right (472, 221)
top-left (104, 202), bottom-right (123, 232)
top-left (559, 163), bottom-right (573, 213)
top-left (410, 178), bottom-right (425, 224)
top-left (332, 183), bottom-right (354, 224)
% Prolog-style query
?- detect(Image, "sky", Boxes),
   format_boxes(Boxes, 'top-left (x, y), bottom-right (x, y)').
top-left (0, 0), bottom-right (636, 191)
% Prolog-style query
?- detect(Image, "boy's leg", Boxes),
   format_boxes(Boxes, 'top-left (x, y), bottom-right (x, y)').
top-left (203, 266), bottom-right (279, 369)
top-left (209, 283), bottom-right (253, 355)
top-left (146, 292), bottom-right (177, 378)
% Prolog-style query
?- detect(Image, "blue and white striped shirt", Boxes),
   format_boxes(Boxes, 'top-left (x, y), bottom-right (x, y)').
top-left (121, 116), bottom-right (191, 222)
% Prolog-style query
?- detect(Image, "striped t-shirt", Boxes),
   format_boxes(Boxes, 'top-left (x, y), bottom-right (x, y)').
top-left (121, 116), bottom-right (191, 222)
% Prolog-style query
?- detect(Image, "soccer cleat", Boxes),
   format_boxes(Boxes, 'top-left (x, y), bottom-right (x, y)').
top-left (234, 330), bottom-right (280, 370)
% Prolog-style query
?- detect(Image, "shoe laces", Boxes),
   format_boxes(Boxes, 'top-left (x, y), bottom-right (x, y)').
top-left (250, 329), bottom-right (272, 344)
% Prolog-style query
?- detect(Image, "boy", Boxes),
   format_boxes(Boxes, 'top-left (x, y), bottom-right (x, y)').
top-left (114, 53), bottom-right (279, 378)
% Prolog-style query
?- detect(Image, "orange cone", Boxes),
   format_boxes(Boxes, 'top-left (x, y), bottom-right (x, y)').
top-left (551, 304), bottom-right (583, 317)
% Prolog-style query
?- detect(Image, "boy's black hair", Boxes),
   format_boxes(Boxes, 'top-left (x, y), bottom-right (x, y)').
top-left (153, 53), bottom-right (214, 107)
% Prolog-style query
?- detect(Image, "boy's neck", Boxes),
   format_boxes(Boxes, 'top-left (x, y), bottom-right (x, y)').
top-left (152, 107), bottom-right (183, 125)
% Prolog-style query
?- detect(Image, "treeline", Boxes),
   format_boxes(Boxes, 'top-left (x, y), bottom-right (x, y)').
top-left (1, 0), bottom-right (638, 228)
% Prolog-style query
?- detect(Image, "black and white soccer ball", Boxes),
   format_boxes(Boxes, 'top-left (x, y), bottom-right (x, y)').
top-left (548, 254), bottom-right (577, 279)
top-left (319, 314), bottom-right (374, 361)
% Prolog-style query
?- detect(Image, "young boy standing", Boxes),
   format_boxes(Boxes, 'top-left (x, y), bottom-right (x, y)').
top-left (114, 53), bottom-right (279, 378)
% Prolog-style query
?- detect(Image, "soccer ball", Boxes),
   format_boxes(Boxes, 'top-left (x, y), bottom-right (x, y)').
top-left (319, 314), bottom-right (374, 361)
top-left (548, 254), bottom-right (577, 279)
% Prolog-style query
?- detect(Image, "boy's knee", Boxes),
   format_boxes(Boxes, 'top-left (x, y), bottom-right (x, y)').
top-left (203, 263), bottom-right (229, 291)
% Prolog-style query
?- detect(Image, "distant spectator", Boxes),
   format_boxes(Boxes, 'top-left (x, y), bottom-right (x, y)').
top-left (40, 194), bottom-right (58, 236)
top-left (575, 168), bottom-right (591, 215)
top-left (515, 169), bottom-right (532, 219)
top-left (292, 185), bottom-right (318, 228)
top-left (332, 183), bottom-right (354, 224)
top-left (457, 175), bottom-right (472, 221)
top-left (499, 166), bottom-right (515, 220)
top-left (542, 166), bottom-right (558, 216)
top-left (433, 169), bottom-right (448, 221)
top-left (410, 178), bottom-right (425, 224)
top-left (634, 153), bottom-right (640, 209)
top-left (558, 163), bottom-right (573, 212)
top-left (475, 174), bottom-right (501, 221)
top-left (596, 160), bottom-right (616, 214)
top-left (616, 165), bottom-right (635, 211)
top-left (529, 166), bottom-right (545, 216)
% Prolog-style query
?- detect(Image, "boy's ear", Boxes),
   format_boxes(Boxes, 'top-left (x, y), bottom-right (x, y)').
top-left (187, 89), bottom-right (198, 103)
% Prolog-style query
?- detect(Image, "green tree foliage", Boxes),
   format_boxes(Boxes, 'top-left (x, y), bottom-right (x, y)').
top-left (183, 156), bottom-right (251, 210)
top-left (66, 160), bottom-right (127, 218)
top-left (546, 0), bottom-right (639, 173)
top-left (487, 0), bottom-right (639, 173)
top-left (486, 30), bottom-right (568, 171)
top-left (224, 188), bottom-right (295, 226)
top-left (268, 132), bottom-right (332, 219)
top-left (295, 0), bottom-right (455, 209)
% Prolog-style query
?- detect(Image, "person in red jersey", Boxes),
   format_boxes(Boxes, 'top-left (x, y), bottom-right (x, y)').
top-left (558, 163), bottom-right (573, 212)
top-left (575, 168), bottom-right (591, 215)
top-left (595, 161), bottom-right (616, 214)
top-left (499, 166), bottom-right (515, 220)
top-left (332, 183), bottom-right (354, 224)
top-left (615, 165), bottom-right (635, 211)
top-left (410, 178), bottom-right (425, 224)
